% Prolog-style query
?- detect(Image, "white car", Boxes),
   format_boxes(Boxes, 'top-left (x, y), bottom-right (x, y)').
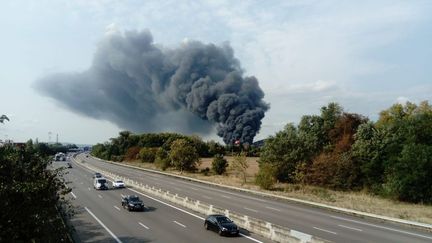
top-left (112, 180), bottom-right (125, 189)
top-left (94, 178), bottom-right (108, 190)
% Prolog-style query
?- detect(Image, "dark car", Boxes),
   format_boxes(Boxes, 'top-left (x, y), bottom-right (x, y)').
top-left (93, 172), bottom-right (102, 178)
top-left (204, 214), bottom-right (239, 236)
top-left (121, 195), bottom-right (144, 211)
top-left (67, 162), bottom-right (72, 168)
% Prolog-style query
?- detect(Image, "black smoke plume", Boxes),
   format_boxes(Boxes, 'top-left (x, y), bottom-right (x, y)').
top-left (35, 30), bottom-right (269, 144)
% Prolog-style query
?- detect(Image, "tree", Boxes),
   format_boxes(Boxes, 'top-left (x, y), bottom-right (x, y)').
top-left (169, 139), bottom-right (200, 172)
top-left (155, 147), bottom-right (171, 170)
top-left (384, 144), bottom-right (432, 203)
top-left (256, 163), bottom-right (276, 189)
top-left (231, 153), bottom-right (249, 184)
top-left (259, 124), bottom-right (308, 182)
top-left (138, 147), bottom-right (158, 163)
top-left (0, 143), bottom-right (71, 242)
top-left (212, 155), bottom-right (228, 175)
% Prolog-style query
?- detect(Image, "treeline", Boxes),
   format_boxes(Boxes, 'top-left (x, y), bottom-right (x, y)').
top-left (92, 132), bottom-right (229, 171)
top-left (258, 101), bottom-right (432, 203)
top-left (0, 140), bottom-right (72, 242)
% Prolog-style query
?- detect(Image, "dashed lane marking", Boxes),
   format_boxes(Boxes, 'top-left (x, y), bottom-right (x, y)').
top-left (313, 227), bottom-right (337, 235)
top-left (139, 222), bottom-right (150, 229)
top-left (173, 221), bottom-right (186, 228)
top-left (338, 224), bottom-right (363, 232)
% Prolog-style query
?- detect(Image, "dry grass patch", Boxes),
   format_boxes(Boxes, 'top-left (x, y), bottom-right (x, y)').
top-left (120, 158), bottom-right (432, 225)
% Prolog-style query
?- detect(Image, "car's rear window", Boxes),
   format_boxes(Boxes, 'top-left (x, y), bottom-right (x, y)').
top-left (98, 179), bottom-right (106, 183)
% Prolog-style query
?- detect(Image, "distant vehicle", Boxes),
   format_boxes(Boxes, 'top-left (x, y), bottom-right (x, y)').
top-left (112, 180), bottom-right (125, 189)
top-left (67, 162), bottom-right (72, 168)
top-left (93, 172), bottom-right (102, 178)
top-left (55, 152), bottom-right (66, 161)
top-left (204, 214), bottom-right (239, 236)
top-left (94, 178), bottom-right (108, 190)
top-left (121, 195), bottom-right (144, 211)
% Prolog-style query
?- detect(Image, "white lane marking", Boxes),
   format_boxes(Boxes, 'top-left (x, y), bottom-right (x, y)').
top-left (221, 195), bottom-right (231, 199)
top-left (190, 188), bottom-right (199, 191)
top-left (127, 188), bottom-right (270, 242)
top-left (84, 207), bottom-right (122, 243)
top-left (139, 222), bottom-right (149, 229)
top-left (98, 194), bottom-right (103, 199)
top-left (313, 227), bottom-right (337, 235)
top-left (81, 182), bottom-right (84, 184)
top-left (70, 192), bottom-right (77, 199)
top-left (265, 206), bottom-right (281, 212)
top-left (331, 215), bottom-right (432, 240)
top-left (244, 207), bottom-right (258, 213)
top-left (88, 187), bottom-right (91, 191)
top-left (114, 206), bottom-right (121, 211)
top-left (121, 194), bottom-right (125, 197)
top-left (202, 195), bottom-right (212, 199)
top-left (173, 221), bottom-right (186, 228)
top-left (128, 188), bottom-right (204, 220)
top-left (338, 224), bottom-right (362, 232)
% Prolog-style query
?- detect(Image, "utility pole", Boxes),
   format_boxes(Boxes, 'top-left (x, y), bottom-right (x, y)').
top-left (56, 134), bottom-right (58, 144)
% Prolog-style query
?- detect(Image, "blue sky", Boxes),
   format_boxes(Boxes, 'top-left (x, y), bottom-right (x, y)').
top-left (1, 0), bottom-right (431, 144)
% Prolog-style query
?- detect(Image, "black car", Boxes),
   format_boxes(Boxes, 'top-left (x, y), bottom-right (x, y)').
top-left (121, 195), bottom-right (144, 211)
top-left (93, 172), bottom-right (102, 178)
top-left (204, 214), bottom-right (239, 236)
top-left (67, 162), bottom-right (72, 168)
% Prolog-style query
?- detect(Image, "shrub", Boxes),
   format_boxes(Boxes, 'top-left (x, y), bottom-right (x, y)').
top-left (212, 155), bottom-right (228, 175)
top-left (255, 163), bottom-right (276, 189)
top-left (124, 146), bottom-right (141, 161)
top-left (138, 147), bottom-right (158, 163)
top-left (201, 167), bottom-right (210, 176)
top-left (155, 148), bottom-right (170, 170)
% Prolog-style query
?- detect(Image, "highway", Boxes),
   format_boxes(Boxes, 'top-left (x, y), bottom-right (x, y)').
top-left (74, 153), bottom-right (432, 243)
top-left (61, 157), bottom-right (267, 243)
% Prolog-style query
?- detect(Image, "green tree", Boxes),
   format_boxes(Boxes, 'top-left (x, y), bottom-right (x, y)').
top-left (255, 163), bottom-right (276, 189)
top-left (384, 144), bottom-right (432, 203)
top-left (0, 143), bottom-right (71, 242)
top-left (139, 147), bottom-right (158, 163)
top-left (155, 147), bottom-right (171, 170)
top-left (169, 139), bottom-right (200, 172)
top-left (259, 124), bottom-right (307, 182)
top-left (212, 155), bottom-right (228, 175)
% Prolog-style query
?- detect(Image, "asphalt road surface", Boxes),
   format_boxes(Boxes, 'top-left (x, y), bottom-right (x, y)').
top-left (72, 153), bottom-right (432, 243)
top-left (60, 158), bottom-right (267, 243)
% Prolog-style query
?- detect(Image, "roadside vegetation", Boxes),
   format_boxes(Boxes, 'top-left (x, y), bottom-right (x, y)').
top-left (0, 140), bottom-right (73, 242)
top-left (91, 100), bottom-right (432, 224)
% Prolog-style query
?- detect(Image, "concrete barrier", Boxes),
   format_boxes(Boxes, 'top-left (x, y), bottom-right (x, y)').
top-left (74, 157), bottom-right (329, 243)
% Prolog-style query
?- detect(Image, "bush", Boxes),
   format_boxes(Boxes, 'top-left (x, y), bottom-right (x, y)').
top-left (124, 146), bottom-right (141, 161)
top-left (138, 147), bottom-right (158, 163)
top-left (212, 155), bottom-right (228, 175)
top-left (255, 163), bottom-right (276, 189)
top-left (201, 167), bottom-right (210, 176)
top-left (169, 139), bottom-right (200, 172)
top-left (155, 148), bottom-right (170, 170)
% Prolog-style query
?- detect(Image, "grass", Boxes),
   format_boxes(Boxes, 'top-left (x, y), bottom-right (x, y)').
top-left (121, 157), bottom-right (432, 225)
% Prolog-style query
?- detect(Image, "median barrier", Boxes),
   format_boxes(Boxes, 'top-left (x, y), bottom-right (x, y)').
top-left (73, 157), bottom-right (329, 243)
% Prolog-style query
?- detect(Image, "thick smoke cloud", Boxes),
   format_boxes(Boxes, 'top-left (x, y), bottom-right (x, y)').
top-left (35, 30), bottom-right (269, 144)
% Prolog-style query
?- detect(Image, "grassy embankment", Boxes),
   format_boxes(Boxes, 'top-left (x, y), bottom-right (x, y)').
top-left (121, 156), bottom-right (432, 225)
